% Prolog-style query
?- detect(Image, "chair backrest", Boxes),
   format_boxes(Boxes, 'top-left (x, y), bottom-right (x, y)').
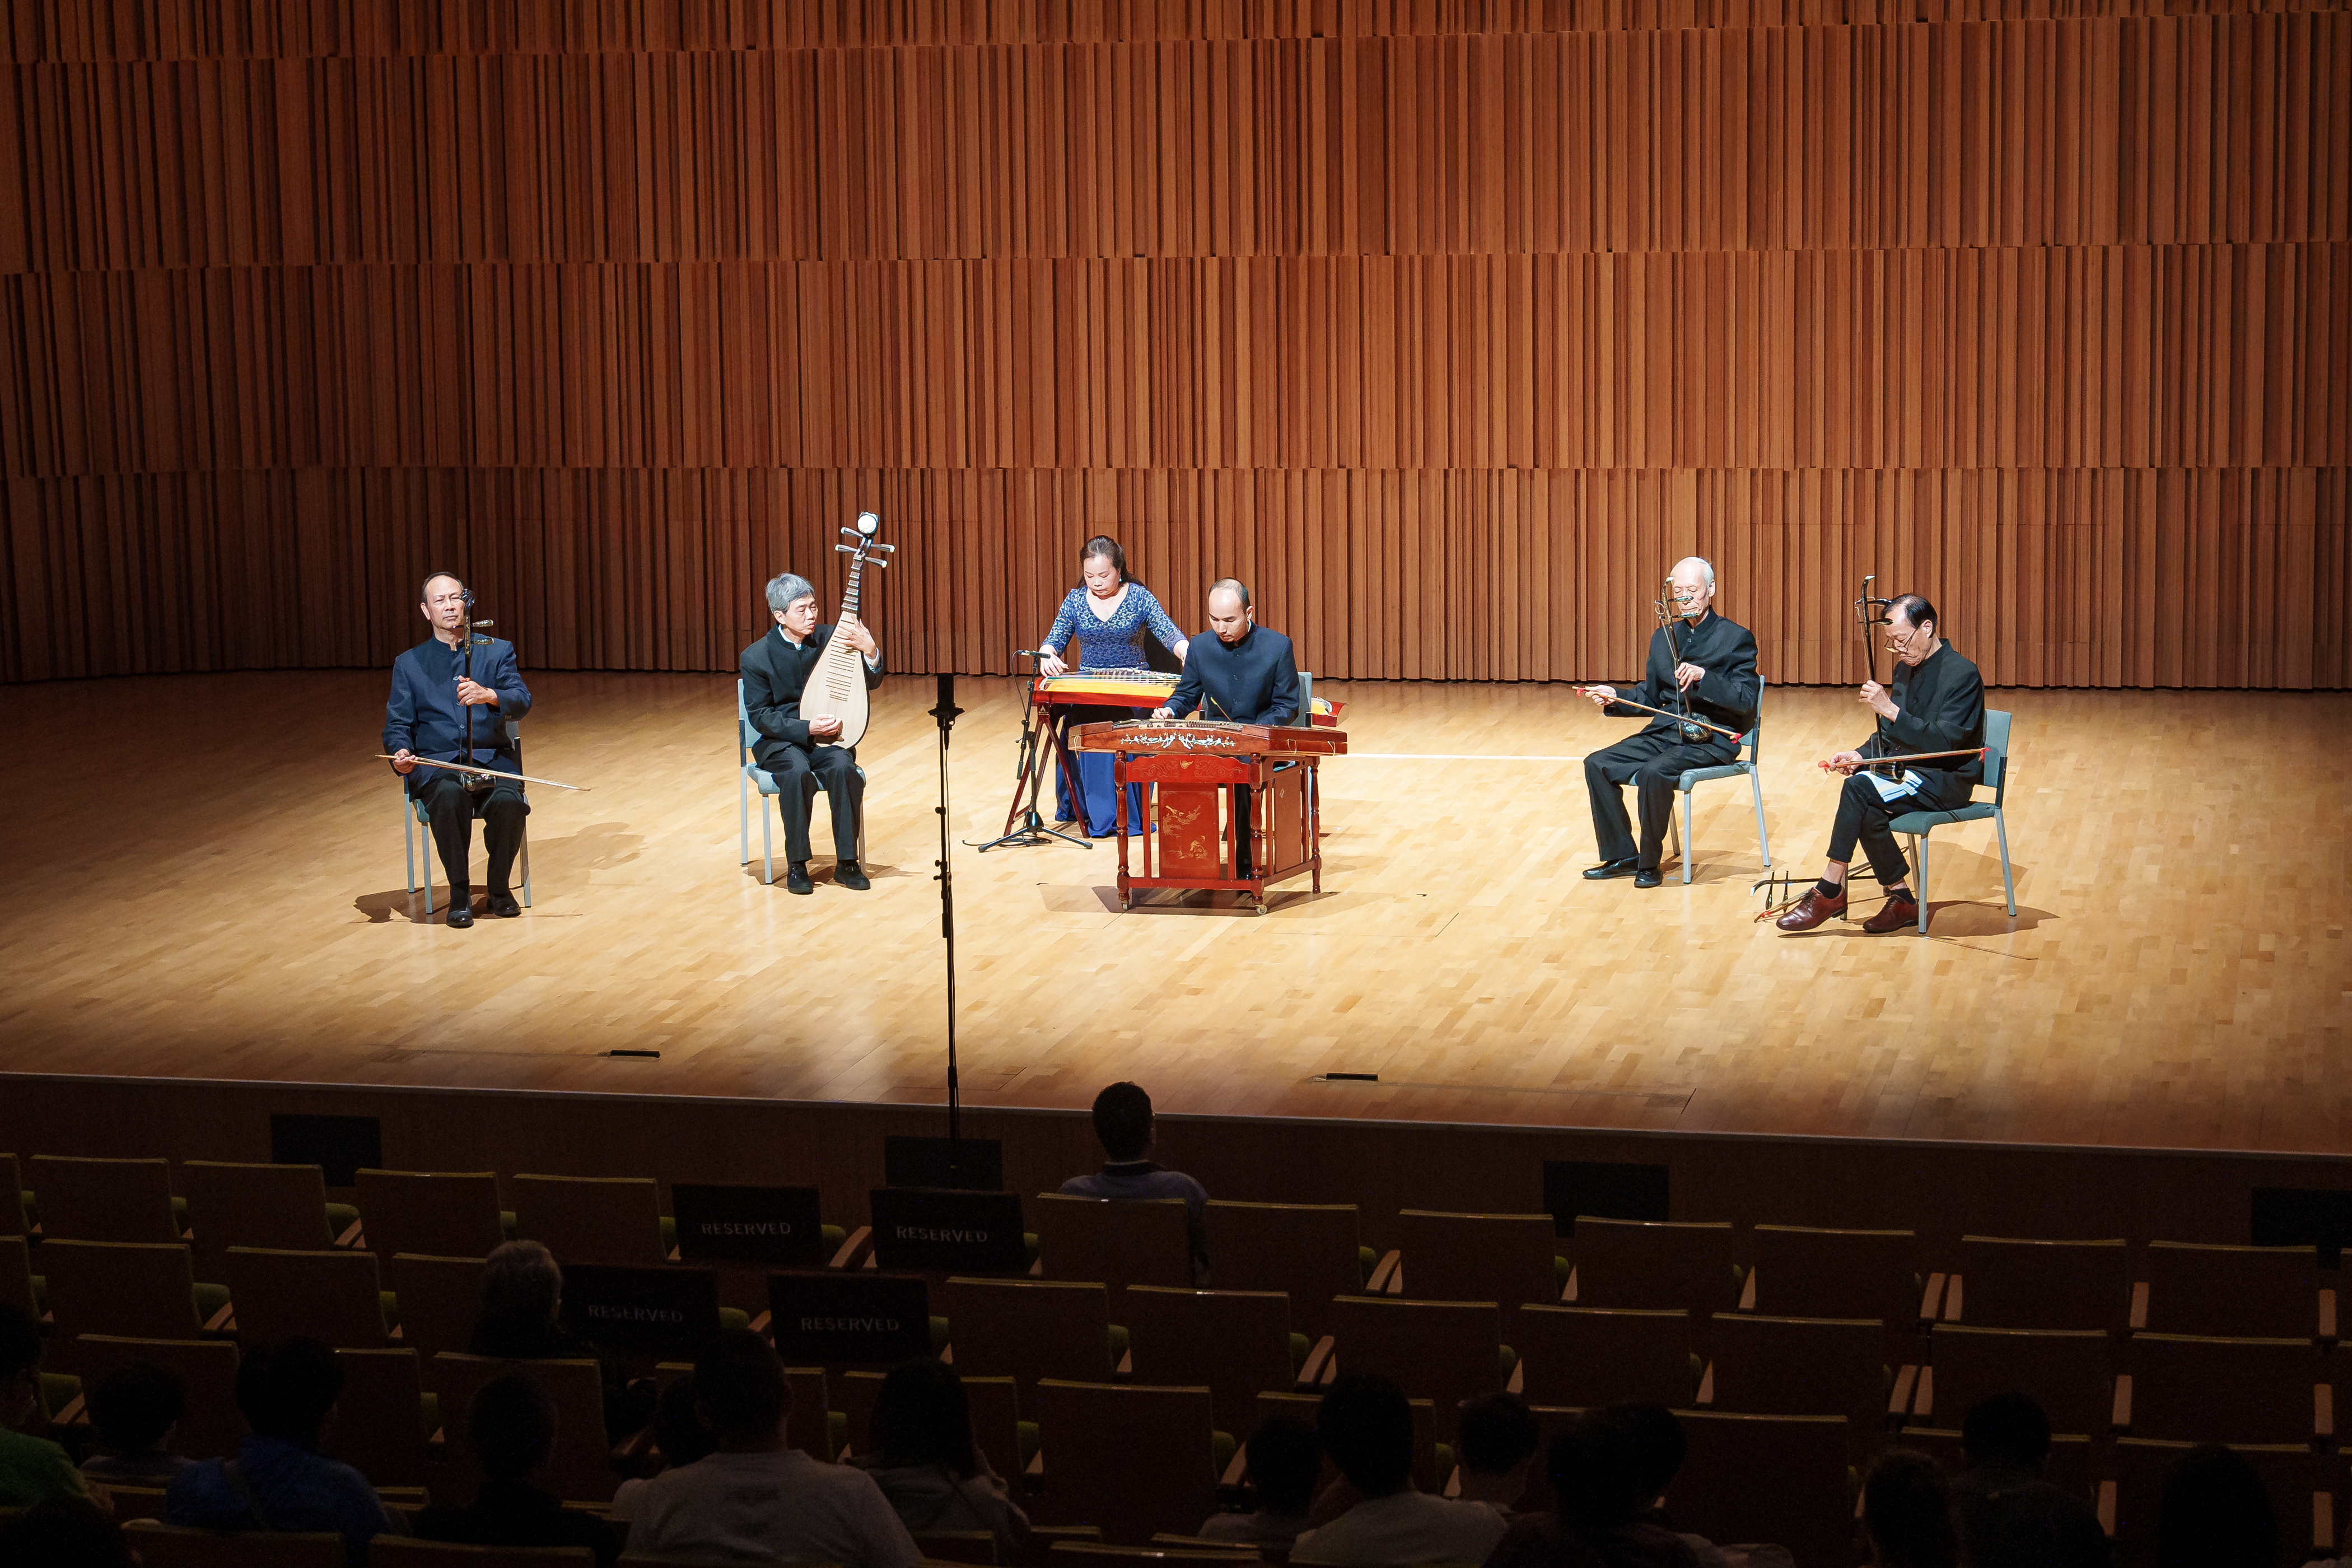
top-left (940, 1277), bottom-right (1114, 1395)
top-left (2126, 1333), bottom-right (2331, 1445)
top-left (183, 1162), bottom-right (337, 1272)
top-left (0, 1234), bottom-right (33, 1317)
top-left (2139, 1239), bottom-right (2325, 1339)
top-left (0, 1153), bottom-right (27, 1236)
top-left (107, 1483), bottom-right (172, 1520)
top-left (1254, 1388), bottom-right (1442, 1493)
top-left (357, 1170), bottom-right (507, 1261)
top-left (512, 1174), bottom-right (668, 1267)
top-left (2108, 1437), bottom-right (2332, 1565)
top-left (1891, 1424), bottom-right (2100, 1497)
top-left (1948, 1234), bottom-right (2129, 1332)
top-left (1569, 1217), bottom-right (1739, 1312)
top-left (1202, 1201), bottom-right (1363, 1340)
top-left (227, 1247), bottom-right (388, 1349)
top-left (388, 1252), bottom-right (489, 1363)
top-left (1035, 1379), bottom-right (1221, 1545)
top-left (73, 1334), bottom-right (243, 1459)
top-left (1924, 1323), bottom-right (2112, 1435)
top-left (914, 1529), bottom-right (1002, 1564)
top-left (432, 1352), bottom-right (617, 1501)
top-left (1666, 1411), bottom-right (1851, 1568)
top-left (1034, 1193), bottom-right (1193, 1292)
top-left (1702, 1312), bottom-right (1885, 1425)
top-left (837, 1368), bottom-right (1021, 1476)
top-left (28, 1154), bottom-right (181, 1243)
top-left (1325, 1296), bottom-right (1501, 1439)
top-left (737, 678), bottom-right (758, 753)
top-left (1508, 1304), bottom-right (1693, 1408)
top-left (1748, 1223), bottom-right (1919, 1328)
top-left (1742, 672), bottom-right (1765, 764)
top-left (42, 1238), bottom-right (202, 1341)
top-left (1980, 708), bottom-right (2013, 804)
top-left (1119, 1284), bottom-right (1294, 1441)
top-left (122, 1522), bottom-right (350, 1567)
top-left (372, 1541), bottom-right (596, 1566)
top-left (1392, 1210), bottom-right (1561, 1309)
top-left (326, 1346), bottom-right (431, 1487)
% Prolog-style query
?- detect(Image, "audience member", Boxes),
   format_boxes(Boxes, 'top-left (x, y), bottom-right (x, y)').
top-left (165, 1337), bottom-right (396, 1561)
top-left (624, 1329), bottom-right (922, 1568)
top-left (1950, 1394), bottom-right (2107, 1568)
top-left (1058, 1081), bottom-right (1210, 1278)
top-left (1609, 1403), bottom-right (1787, 1568)
top-left (2155, 1444), bottom-right (2278, 1568)
top-left (851, 1357), bottom-right (1032, 1561)
top-left (1197, 1414), bottom-right (1323, 1545)
top-left (1488, 1407), bottom-right (1701, 1568)
top-left (413, 1373), bottom-right (619, 1567)
top-left (1291, 1373), bottom-right (1511, 1566)
top-left (77, 1362), bottom-right (197, 1485)
top-left (609, 1376), bottom-right (713, 1524)
top-left (0, 1302), bottom-right (89, 1509)
top-left (0, 1497), bottom-right (137, 1568)
top-left (470, 1238), bottom-right (650, 1442)
top-left (1455, 1393), bottom-right (1541, 1514)
top-left (1862, 1450), bottom-right (1959, 1568)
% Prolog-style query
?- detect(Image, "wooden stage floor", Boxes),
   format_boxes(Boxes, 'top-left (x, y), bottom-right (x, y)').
top-left (0, 673), bottom-right (2343, 1157)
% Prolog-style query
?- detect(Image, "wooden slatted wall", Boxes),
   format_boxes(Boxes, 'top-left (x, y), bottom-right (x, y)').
top-left (1, 1), bottom-right (2344, 686)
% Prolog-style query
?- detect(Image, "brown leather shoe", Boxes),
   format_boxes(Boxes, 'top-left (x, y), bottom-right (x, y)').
top-left (1863, 893), bottom-right (1921, 934)
top-left (1774, 887), bottom-right (1847, 931)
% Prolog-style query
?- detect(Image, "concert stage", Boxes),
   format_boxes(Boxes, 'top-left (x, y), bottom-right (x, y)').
top-left (1, 671), bottom-right (2344, 1163)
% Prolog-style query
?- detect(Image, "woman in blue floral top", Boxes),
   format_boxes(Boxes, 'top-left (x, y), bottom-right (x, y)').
top-left (1038, 536), bottom-right (1189, 834)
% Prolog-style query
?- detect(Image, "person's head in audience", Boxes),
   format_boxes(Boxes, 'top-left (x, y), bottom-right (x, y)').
top-left (1243, 1415), bottom-right (1323, 1518)
top-left (87, 1361), bottom-right (186, 1459)
top-left (1, 1301), bottom-right (46, 1429)
top-left (469, 1372), bottom-right (558, 1489)
top-left (869, 1357), bottom-right (980, 1477)
top-left (2155, 1443), bottom-right (2279, 1568)
top-left (1317, 1373), bottom-right (1416, 1500)
top-left (1959, 1392), bottom-right (2051, 1474)
top-left (1548, 1407), bottom-right (1652, 1529)
top-left (1606, 1402), bottom-right (1685, 1511)
top-left (0, 1498), bottom-right (137, 1568)
top-left (478, 1239), bottom-right (566, 1341)
top-left (651, 1375), bottom-right (714, 1471)
top-left (1454, 1392), bottom-right (1539, 1508)
top-left (693, 1329), bottom-right (791, 1453)
top-left (1861, 1449), bottom-right (1958, 1568)
top-left (1091, 1081), bottom-right (1158, 1163)
top-left (236, 1337), bottom-right (344, 1449)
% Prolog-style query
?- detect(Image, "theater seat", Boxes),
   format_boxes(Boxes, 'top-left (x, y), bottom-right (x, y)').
top-left (2108, 1436), bottom-right (2335, 1563)
top-left (2118, 1332), bottom-right (2334, 1445)
top-left (0, 1153), bottom-right (28, 1236)
top-left (328, 1346), bottom-right (435, 1488)
top-left (1743, 1224), bottom-right (1920, 1329)
top-left (940, 1276), bottom-right (1119, 1401)
top-left (1699, 1312), bottom-right (1887, 1431)
top-left (1565, 1218), bottom-right (1740, 1313)
top-left (61, 1334), bottom-right (241, 1459)
top-left (1254, 1388), bottom-right (1443, 1494)
top-left (1385, 1210), bottom-right (1565, 1308)
top-left (1930, 1235), bottom-right (2129, 1333)
top-left (1666, 1411), bottom-right (1852, 1568)
top-left (1033, 1379), bottom-right (1222, 1544)
top-left (0, 1234), bottom-right (34, 1318)
top-left (1506, 1305), bottom-right (1696, 1408)
top-left (121, 1523), bottom-right (348, 1567)
top-left (2132, 1240), bottom-right (2331, 1340)
top-left (184, 1160), bottom-right (356, 1280)
top-left (1120, 1283), bottom-right (1304, 1440)
top-left (372, 1541), bottom-right (595, 1565)
top-left (513, 1174), bottom-right (668, 1267)
top-left (1035, 1193), bottom-right (1194, 1292)
top-left (358, 1170), bottom-right (510, 1261)
top-left (227, 1246), bottom-right (394, 1349)
top-left (432, 1351), bottom-right (616, 1501)
top-left (1202, 1200), bottom-right (1369, 1340)
top-left (1324, 1296), bottom-right (1503, 1441)
top-left (389, 1253), bottom-right (488, 1363)
top-left (41, 1238), bottom-right (225, 1345)
top-left (28, 1155), bottom-right (185, 1243)
top-left (1911, 1323), bottom-right (2114, 1436)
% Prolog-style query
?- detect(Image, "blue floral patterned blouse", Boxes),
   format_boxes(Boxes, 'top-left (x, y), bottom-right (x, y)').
top-left (1041, 585), bottom-right (1186, 670)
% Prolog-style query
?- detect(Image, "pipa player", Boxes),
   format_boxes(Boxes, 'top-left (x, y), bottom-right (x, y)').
top-left (1151, 578), bottom-right (1301, 880)
top-left (1579, 557), bottom-right (1760, 889)
top-left (740, 571), bottom-right (884, 895)
top-left (384, 572), bottom-right (532, 928)
top-left (1776, 593), bottom-right (1986, 933)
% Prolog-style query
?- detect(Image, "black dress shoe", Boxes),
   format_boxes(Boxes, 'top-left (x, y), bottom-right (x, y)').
top-left (1634, 867), bottom-right (1664, 889)
top-left (785, 863), bottom-right (814, 895)
top-left (836, 862), bottom-right (871, 892)
top-left (445, 898), bottom-right (474, 928)
top-left (486, 890), bottom-right (521, 918)
top-left (1583, 857), bottom-right (1639, 880)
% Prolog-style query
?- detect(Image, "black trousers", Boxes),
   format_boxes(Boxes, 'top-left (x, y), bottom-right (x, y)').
top-left (1584, 730), bottom-right (1738, 869)
top-left (1827, 772), bottom-right (1958, 887)
top-left (417, 776), bottom-right (528, 895)
top-left (769, 744), bottom-right (862, 864)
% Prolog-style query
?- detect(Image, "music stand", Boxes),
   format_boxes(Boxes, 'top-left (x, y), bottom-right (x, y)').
top-left (976, 650), bottom-right (1089, 852)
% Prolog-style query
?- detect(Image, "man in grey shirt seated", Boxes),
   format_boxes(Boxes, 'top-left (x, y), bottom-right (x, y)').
top-left (1058, 1081), bottom-right (1210, 1281)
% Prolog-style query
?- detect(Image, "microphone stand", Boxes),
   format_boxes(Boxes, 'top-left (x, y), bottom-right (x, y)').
top-left (930, 673), bottom-right (968, 1182)
top-left (976, 650), bottom-right (1090, 852)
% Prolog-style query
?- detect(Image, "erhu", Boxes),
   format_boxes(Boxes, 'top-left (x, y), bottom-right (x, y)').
top-left (1655, 574), bottom-right (1710, 742)
top-left (375, 594), bottom-right (588, 790)
top-left (1853, 573), bottom-right (1898, 780)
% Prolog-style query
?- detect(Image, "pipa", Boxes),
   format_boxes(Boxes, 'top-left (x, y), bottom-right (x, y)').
top-left (800, 511), bottom-right (894, 747)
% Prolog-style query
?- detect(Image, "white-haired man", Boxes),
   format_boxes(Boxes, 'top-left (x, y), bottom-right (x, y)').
top-left (1579, 557), bottom-right (1760, 889)
top-left (740, 572), bottom-right (884, 894)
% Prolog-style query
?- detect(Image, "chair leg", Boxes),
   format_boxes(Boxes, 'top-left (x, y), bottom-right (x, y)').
top-left (761, 800), bottom-right (774, 887)
top-left (403, 805), bottom-right (417, 895)
top-left (739, 769), bottom-right (749, 867)
top-left (1914, 833), bottom-right (1929, 936)
top-left (1749, 769), bottom-right (1771, 868)
top-left (520, 820), bottom-right (533, 909)
top-left (1681, 790), bottom-right (1695, 885)
top-left (1994, 808), bottom-right (2017, 916)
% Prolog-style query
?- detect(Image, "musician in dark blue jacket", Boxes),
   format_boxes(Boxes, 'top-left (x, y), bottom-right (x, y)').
top-left (384, 573), bottom-right (533, 928)
top-left (1152, 580), bottom-right (1301, 880)
top-left (741, 571), bottom-right (884, 895)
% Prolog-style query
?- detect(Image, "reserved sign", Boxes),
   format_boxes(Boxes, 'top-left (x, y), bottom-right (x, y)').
top-left (560, 1263), bottom-right (722, 1358)
top-left (671, 1183), bottom-right (829, 1266)
top-left (869, 1188), bottom-right (1028, 1272)
top-left (768, 1270), bottom-right (931, 1364)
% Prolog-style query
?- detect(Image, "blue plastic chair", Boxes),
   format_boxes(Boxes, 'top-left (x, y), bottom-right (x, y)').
top-left (1887, 708), bottom-right (2017, 936)
top-left (400, 719), bottom-right (533, 916)
top-left (1664, 673), bottom-right (1771, 885)
top-left (738, 679), bottom-right (866, 885)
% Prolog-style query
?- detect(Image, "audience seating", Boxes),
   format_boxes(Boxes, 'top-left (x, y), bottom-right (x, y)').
top-left (183, 1160), bottom-right (357, 1277)
top-left (1910, 1323), bottom-right (2113, 1435)
top-left (1254, 1388), bottom-right (1442, 1492)
top-left (226, 1245), bottom-right (393, 1348)
top-left (41, 1238), bottom-right (225, 1345)
top-left (1035, 1194), bottom-right (1193, 1292)
top-left (0, 1153), bottom-right (27, 1234)
top-left (0, 1234), bottom-right (33, 1317)
top-left (1742, 1224), bottom-right (1919, 1328)
top-left (358, 1170), bottom-right (511, 1260)
top-left (26, 1154), bottom-right (186, 1243)
top-left (328, 1346), bottom-right (434, 1487)
top-left (120, 1523), bottom-right (349, 1567)
top-left (2108, 1435), bottom-right (2335, 1564)
top-left (432, 1351), bottom-right (617, 1501)
top-left (1382, 1210), bottom-right (1564, 1307)
top-left (2132, 1239), bottom-right (2331, 1338)
top-left (1668, 1411), bottom-right (1853, 1568)
top-left (941, 1277), bottom-right (1119, 1396)
top-left (1565, 1218), bottom-right (1740, 1313)
top-left (1048, 1546), bottom-right (1247, 1566)
top-left (2118, 1332), bottom-right (2334, 1445)
top-left (389, 1253), bottom-right (489, 1361)
top-left (915, 1529), bottom-right (1002, 1563)
top-left (105, 1483), bottom-right (171, 1520)
top-left (1929, 1235), bottom-right (2129, 1332)
top-left (1119, 1284), bottom-right (1304, 1440)
top-left (1894, 1424), bottom-right (2098, 1497)
top-left (514, 1174), bottom-right (668, 1267)
top-left (372, 1542), bottom-right (596, 1565)
top-left (1699, 1312), bottom-right (1888, 1430)
top-left (1506, 1305), bottom-right (1696, 1408)
top-left (63, 1333), bottom-right (242, 1458)
top-left (839, 1365), bottom-right (1024, 1473)
top-left (1034, 1380), bottom-right (1220, 1544)
top-left (1324, 1295), bottom-right (1502, 1439)
top-left (1201, 1201), bottom-right (1368, 1341)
